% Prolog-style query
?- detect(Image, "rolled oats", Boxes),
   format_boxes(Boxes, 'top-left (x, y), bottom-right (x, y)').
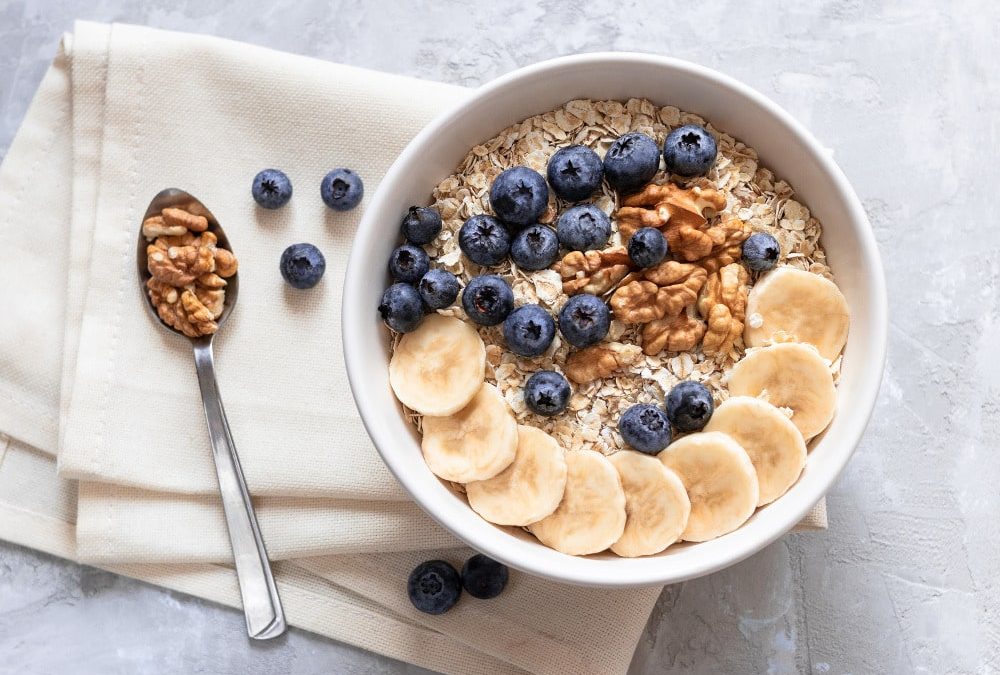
top-left (407, 98), bottom-right (834, 456)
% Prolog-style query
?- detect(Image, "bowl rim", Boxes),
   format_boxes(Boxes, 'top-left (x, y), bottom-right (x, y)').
top-left (343, 52), bottom-right (888, 587)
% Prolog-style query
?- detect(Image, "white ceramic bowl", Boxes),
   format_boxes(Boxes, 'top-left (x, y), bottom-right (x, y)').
top-left (343, 53), bottom-right (887, 587)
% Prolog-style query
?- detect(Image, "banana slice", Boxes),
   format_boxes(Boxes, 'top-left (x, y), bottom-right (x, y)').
top-left (421, 383), bottom-right (517, 483)
top-left (658, 432), bottom-right (759, 542)
top-left (466, 425), bottom-right (568, 526)
top-left (704, 396), bottom-right (807, 506)
top-left (609, 451), bottom-right (690, 557)
top-left (389, 314), bottom-right (486, 417)
top-left (529, 450), bottom-right (626, 556)
top-left (727, 342), bottom-right (836, 440)
top-left (745, 267), bottom-right (849, 361)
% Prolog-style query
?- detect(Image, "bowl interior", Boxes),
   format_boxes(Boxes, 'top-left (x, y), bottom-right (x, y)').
top-left (344, 54), bottom-right (886, 587)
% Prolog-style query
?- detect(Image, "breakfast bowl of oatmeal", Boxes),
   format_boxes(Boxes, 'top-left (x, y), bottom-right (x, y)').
top-left (343, 53), bottom-right (887, 587)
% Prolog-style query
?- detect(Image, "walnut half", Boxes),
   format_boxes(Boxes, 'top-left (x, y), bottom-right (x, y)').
top-left (609, 261), bottom-right (707, 324)
top-left (617, 182), bottom-right (727, 241)
top-left (147, 231), bottom-right (217, 287)
top-left (147, 278), bottom-right (218, 338)
top-left (614, 181), bottom-right (749, 265)
top-left (697, 217), bottom-right (751, 274)
top-left (698, 262), bottom-right (749, 356)
top-left (641, 313), bottom-right (707, 355)
top-left (564, 342), bottom-right (643, 384)
top-left (554, 247), bottom-right (632, 296)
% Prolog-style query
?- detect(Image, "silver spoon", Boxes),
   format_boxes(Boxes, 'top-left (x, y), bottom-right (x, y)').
top-left (137, 188), bottom-right (286, 640)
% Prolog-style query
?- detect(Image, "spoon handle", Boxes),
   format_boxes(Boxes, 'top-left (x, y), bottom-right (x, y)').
top-left (192, 339), bottom-right (286, 640)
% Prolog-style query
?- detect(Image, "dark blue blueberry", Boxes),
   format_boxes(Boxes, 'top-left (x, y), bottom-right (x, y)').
top-left (407, 560), bottom-right (461, 615)
top-left (503, 304), bottom-right (556, 357)
top-left (320, 168), bottom-right (364, 211)
top-left (279, 243), bottom-right (326, 289)
top-left (524, 370), bottom-right (571, 417)
top-left (418, 269), bottom-right (460, 310)
top-left (663, 124), bottom-right (717, 177)
top-left (546, 145), bottom-right (603, 201)
top-left (741, 232), bottom-right (780, 272)
top-left (401, 206), bottom-right (443, 245)
top-left (603, 132), bottom-right (660, 193)
top-left (665, 381), bottom-right (714, 432)
top-left (556, 204), bottom-right (612, 252)
top-left (461, 554), bottom-right (509, 600)
top-left (510, 225), bottom-right (559, 271)
top-left (628, 227), bottom-right (668, 268)
top-left (252, 169), bottom-right (292, 209)
top-left (459, 214), bottom-right (511, 267)
top-left (489, 166), bottom-right (549, 228)
top-left (388, 244), bottom-right (430, 284)
top-left (619, 404), bottom-right (672, 454)
top-left (378, 283), bottom-right (425, 333)
top-left (557, 293), bottom-right (610, 348)
top-left (461, 275), bottom-right (514, 326)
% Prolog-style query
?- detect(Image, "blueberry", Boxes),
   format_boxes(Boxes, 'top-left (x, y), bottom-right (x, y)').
top-left (320, 168), bottom-right (363, 211)
top-left (418, 269), bottom-right (460, 310)
top-left (619, 404), bottom-right (672, 454)
top-left (663, 124), bottom-right (717, 177)
top-left (378, 283), bottom-right (425, 333)
top-left (503, 304), bottom-right (555, 357)
top-left (461, 554), bottom-right (509, 600)
top-left (665, 381), bottom-right (714, 432)
top-left (279, 243), bottom-right (326, 289)
top-left (628, 227), bottom-right (668, 268)
top-left (741, 232), bottom-right (780, 272)
top-left (510, 225), bottom-right (559, 270)
top-left (524, 370), bottom-right (571, 416)
top-left (252, 169), bottom-right (292, 209)
top-left (556, 204), bottom-right (612, 252)
top-left (401, 206), bottom-right (442, 245)
top-left (388, 244), bottom-right (430, 284)
top-left (603, 132), bottom-right (660, 193)
top-left (459, 215), bottom-right (511, 267)
top-left (462, 275), bottom-right (514, 326)
top-left (489, 166), bottom-right (549, 228)
top-left (557, 294), bottom-right (610, 348)
top-left (546, 145), bottom-right (603, 201)
top-left (407, 560), bottom-right (461, 615)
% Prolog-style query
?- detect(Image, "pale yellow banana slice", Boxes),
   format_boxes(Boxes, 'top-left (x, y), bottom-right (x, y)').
top-left (529, 450), bottom-right (626, 555)
top-left (609, 451), bottom-right (691, 557)
top-left (421, 383), bottom-right (517, 483)
top-left (744, 267), bottom-right (850, 361)
top-left (466, 425), bottom-right (568, 526)
top-left (704, 396), bottom-right (807, 506)
top-left (389, 314), bottom-right (485, 417)
top-left (658, 432), bottom-right (759, 542)
top-left (727, 342), bottom-right (836, 440)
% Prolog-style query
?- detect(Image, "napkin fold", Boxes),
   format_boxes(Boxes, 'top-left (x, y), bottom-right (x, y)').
top-left (0, 21), bottom-right (826, 675)
top-left (0, 436), bottom-right (658, 675)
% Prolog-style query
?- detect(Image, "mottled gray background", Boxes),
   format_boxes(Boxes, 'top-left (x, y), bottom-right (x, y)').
top-left (1, 0), bottom-right (997, 673)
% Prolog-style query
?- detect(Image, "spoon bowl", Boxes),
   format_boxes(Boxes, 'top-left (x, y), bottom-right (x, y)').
top-left (136, 188), bottom-right (239, 338)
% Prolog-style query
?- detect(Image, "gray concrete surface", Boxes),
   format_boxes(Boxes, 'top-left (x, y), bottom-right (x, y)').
top-left (1, 0), bottom-right (998, 673)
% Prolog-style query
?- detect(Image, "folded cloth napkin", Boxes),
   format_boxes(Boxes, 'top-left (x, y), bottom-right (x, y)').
top-left (0, 21), bottom-right (827, 675)
top-left (0, 435), bottom-right (655, 675)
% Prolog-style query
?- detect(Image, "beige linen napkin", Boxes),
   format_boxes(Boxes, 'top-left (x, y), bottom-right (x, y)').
top-left (0, 435), bottom-right (655, 675)
top-left (0, 20), bottom-right (825, 675)
top-left (56, 19), bottom-right (449, 499)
